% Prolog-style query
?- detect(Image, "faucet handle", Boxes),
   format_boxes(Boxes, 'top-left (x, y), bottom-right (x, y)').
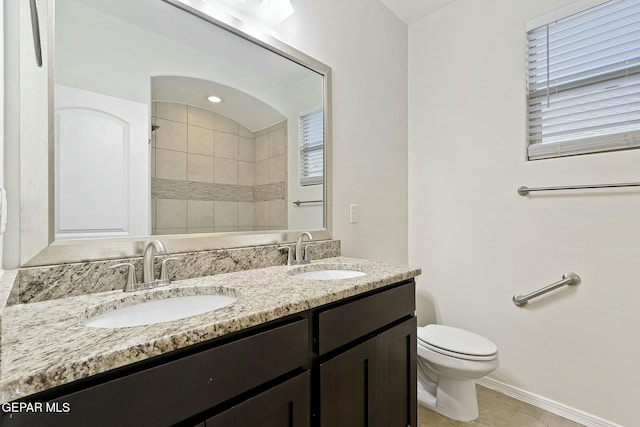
top-left (160, 257), bottom-right (183, 284)
top-left (303, 244), bottom-right (315, 262)
top-left (109, 263), bottom-right (138, 292)
top-left (278, 245), bottom-right (294, 266)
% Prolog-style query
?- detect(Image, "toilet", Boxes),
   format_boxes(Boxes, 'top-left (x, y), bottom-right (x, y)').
top-left (417, 324), bottom-right (499, 421)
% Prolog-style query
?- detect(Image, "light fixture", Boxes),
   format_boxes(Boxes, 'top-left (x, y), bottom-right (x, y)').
top-left (258, 0), bottom-right (294, 23)
top-left (207, 95), bottom-right (223, 103)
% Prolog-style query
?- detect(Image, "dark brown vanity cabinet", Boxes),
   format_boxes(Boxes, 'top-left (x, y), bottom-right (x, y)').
top-left (2, 319), bottom-right (310, 427)
top-left (1, 279), bottom-right (416, 427)
top-left (205, 371), bottom-right (309, 427)
top-left (315, 280), bottom-right (417, 427)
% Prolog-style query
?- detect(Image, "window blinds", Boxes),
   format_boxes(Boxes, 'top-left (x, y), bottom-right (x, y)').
top-left (299, 108), bottom-right (324, 186)
top-left (527, 0), bottom-right (640, 160)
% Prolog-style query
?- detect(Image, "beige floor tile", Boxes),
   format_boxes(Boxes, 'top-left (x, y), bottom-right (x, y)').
top-left (418, 386), bottom-right (585, 427)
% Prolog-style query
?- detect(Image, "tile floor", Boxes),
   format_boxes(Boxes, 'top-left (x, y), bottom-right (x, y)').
top-left (418, 385), bottom-right (585, 427)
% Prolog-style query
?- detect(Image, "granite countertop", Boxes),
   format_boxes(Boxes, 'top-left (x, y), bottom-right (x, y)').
top-left (0, 257), bottom-right (420, 403)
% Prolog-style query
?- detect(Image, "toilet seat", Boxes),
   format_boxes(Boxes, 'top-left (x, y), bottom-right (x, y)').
top-left (418, 325), bottom-right (498, 361)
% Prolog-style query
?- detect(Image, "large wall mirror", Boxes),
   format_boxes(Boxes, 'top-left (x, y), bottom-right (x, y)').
top-left (16, 0), bottom-right (331, 266)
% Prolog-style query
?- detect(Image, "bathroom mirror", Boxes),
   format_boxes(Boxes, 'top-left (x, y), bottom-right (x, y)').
top-left (15, 0), bottom-right (332, 266)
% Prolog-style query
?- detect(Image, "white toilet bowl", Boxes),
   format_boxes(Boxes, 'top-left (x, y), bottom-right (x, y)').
top-left (417, 324), bottom-right (499, 422)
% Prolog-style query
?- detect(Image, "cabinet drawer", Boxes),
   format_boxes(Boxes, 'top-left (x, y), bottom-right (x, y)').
top-left (206, 371), bottom-right (310, 426)
top-left (3, 318), bottom-right (308, 427)
top-left (316, 281), bottom-right (414, 355)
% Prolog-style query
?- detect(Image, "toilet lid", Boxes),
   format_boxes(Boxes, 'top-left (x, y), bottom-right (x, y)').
top-left (418, 324), bottom-right (497, 358)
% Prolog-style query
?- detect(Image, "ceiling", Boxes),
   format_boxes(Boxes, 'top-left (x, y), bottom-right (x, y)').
top-left (378, 0), bottom-right (457, 24)
top-left (152, 76), bottom-right (285, 132)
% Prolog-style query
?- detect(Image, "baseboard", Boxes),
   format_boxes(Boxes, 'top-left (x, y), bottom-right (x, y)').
top-left (477, 377), bottom-right (623, 427)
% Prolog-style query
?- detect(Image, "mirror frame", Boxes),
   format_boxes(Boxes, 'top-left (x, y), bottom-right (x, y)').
top-left (18, 0), bottom-right (332, 267)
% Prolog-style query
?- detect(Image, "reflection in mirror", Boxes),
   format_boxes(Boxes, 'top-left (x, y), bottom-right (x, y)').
top-left (54, 0), bottom-right (325, 241)
top-left (150, 76), bottom-right (290, 235)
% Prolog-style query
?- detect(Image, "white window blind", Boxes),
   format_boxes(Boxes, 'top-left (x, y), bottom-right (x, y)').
top-left (299, 108), bottom-right (323, 186)
top-left (527, 0), bottom-right (640, 160)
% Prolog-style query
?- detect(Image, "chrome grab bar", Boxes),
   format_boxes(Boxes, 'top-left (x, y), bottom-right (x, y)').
top-left (513, 272), bottom-right (580, 306)
top-left (518, 182), bottom-right (640, 196)
top-left (292, 199), bottom-right (323, 206)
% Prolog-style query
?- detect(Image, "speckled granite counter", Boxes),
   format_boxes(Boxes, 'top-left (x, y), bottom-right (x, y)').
top-left (0, 257), bottom-right (420, 403)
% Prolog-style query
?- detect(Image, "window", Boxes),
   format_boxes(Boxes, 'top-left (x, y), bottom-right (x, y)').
top-left (526, 0), bottom-right (640, 160)
top-left (299, 107), bottom-right (324, 186)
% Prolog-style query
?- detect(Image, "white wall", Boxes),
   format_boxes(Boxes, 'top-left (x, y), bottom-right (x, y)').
top-left (268, 0), bottom-right (409, 262)
top-left (409, 1), bottom-right (640, 425)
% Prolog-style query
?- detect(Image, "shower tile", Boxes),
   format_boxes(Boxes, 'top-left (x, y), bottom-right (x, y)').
top-left (151, 198), bottom-right (157, 229)
top-left (239, 125), bottom-right (253, 138)
top-left (156, 199), bottom-right (187, 228)
top-left (269, 121), bottom-right (286, 131)
top-left (254, 201), bottom-right (269, 227)
top-left (151, 149), bottom-right (156, 179)
top-left (269, 199), bottom-right (287, 228)
top-left (187, 227), bottom-right (215, 234)
top-left (238, 202), bottom-right (254, 227)
top-left (188, 106), bottom-right (215, 129)
top-left (268, 155), bottom-right (286, 183)
top-left (215, 202), bottom-right (239, 227)
top-left (269, 126), bottom-right (286, 157)
top-left (155, 102), bottom-right (187, 123)
top-left (214, 226), bottom-right (239, 232)
top-left (254, 159), bottom-right (268, 186)
top-left (188, 126), bottom-right (215, 156)
top-left (215, 158), bottom-right (238, 185)
top-left (187, 200), bottom-right (214, 228)
top-left (239, 136), bottom-right (254, 162)
top-left (238, 161), bottom-right (254, 186)
top-left (155, 228), bottom-right (187, 235)
top-left (187, 154), bottom-right (214, 183)
top-left (255, 133), bottom-right (269, 161)
top-left (156, 149), bottom-right (187, 181)
top-left (215, 114), bottom-right (239, 135)
top-left (155, 118), bottom-right (187, 152)
top-left (215, 131), bottom-right (239, 159)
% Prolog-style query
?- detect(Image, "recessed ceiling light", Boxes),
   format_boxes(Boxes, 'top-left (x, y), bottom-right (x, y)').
top-left (207, 95), bottom-right (223, 103)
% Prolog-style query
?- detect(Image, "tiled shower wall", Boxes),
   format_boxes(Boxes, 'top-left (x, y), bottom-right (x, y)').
top-left (151, 101), bottom-right (287, 234)
top-left (254, 122), bottom-right (288, 230)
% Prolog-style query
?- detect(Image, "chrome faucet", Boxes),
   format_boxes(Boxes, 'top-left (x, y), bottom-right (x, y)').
top-left (143, 240), bottom-right (166, 284)
top-left (110, 240), bottom-right (182, 292)
top-left (295, 232), bottom-right (313, 263)
top-left (279, 232), bottom-right (314, 266)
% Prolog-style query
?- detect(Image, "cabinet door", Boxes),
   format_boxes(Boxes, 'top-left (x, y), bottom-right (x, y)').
top-left (206, 372), bottom-right (310, 427)
top-left (319, 337), bottom-right (378, 427)
top-left (378, 317), bottom-right (417, 427)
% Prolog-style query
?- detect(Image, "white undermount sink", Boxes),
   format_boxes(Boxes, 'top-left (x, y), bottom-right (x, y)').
top-left (291, 268), bottom-right (366, 280)
top-left (84, 294), bottom-right (237, 328)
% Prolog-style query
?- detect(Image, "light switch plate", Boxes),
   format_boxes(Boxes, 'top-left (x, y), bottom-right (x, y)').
top-left (349, 204), bottom-right (359, 224)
